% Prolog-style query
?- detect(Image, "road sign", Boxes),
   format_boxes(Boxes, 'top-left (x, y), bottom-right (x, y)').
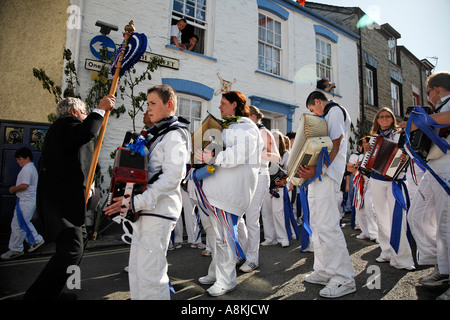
top-left (89, 35), bottom-right (116, 60)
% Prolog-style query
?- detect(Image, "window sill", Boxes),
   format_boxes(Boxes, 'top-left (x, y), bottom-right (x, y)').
top-left (255, 70), bottom-right (293, 83)
top-left (315, 88), bottom-right (342, 99)
top-left (166, 45), bottom-right (217, 62)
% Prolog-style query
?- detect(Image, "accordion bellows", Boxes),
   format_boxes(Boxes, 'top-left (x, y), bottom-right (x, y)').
top-left (287, 114), bottom-right (332, 186)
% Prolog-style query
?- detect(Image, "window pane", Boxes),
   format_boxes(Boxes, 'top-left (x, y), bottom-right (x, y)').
top-left (258, 26), bottom-right (265, 41)
top-left (258, 56), bottom-right (265, 70)
top-left (265, 45), bottom-right (272, 59)
top-left (267, 30), bottom-right (273, 45)
top-left (173, 0), bottom-right (183, 13)
top-left (273, 48), bottom-right (280, 62)
top-left (275, 21), bottom-right (281, 34)
top-left (179, 98), bottom-right (190, 116)
top-left (192, 101), bottom-right (202, 118)
top-left (258, 43), bottom-right (264, 56)
top-left (275, 34), bottom-right (281, 47)
top-left (267, 18), bottom-right (273, 31)
top-left (265, 59), bottom-right (272, 72)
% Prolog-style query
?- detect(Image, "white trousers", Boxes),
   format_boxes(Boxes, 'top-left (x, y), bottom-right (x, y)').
top-left (261, 186), bottom-right (289, 246)
top-left (408, 171), bottom-right (450, 273)
top-left (355, 176), bottom-right (378, 240)
top-left (9, 198), bottom-right (43, 252)
top-left (239, 172), bottom-right (269, 264)
top-left (309, 175), bottom-right (355, 285)
top-left (407, 172), bottom-right (438, 265)
top-left (128, 215), bottom-right (177, 300)
top-left (172, 189), bottom-right (203, 244)
top-left (369, 178), bottom-right (414, 269)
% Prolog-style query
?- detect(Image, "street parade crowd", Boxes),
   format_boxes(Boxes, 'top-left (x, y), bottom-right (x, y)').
top-left (2, 71), bottom-right (450, 301)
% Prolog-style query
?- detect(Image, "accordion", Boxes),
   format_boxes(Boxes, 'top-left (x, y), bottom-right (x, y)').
top-left (360, 136), bottom-right (408, 180)
top-left (107, 148), bottom-right (148, 222)
top-left (287, 114), bottom-right (333, 186)
top-left (269, 163), bottom-right (287, 189)
top-left (191, 112), bottom-right (224, 168)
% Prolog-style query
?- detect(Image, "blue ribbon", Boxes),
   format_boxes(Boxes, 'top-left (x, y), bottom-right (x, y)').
top-left (405, 106), bottom-right (450, 195)
top-left (111, 32), bottom-right (148, 76)
top-left (16, 198), bottom-right (36, 246)
top-left (390, 177), bottom-right (411, 254)
top-left (299, 147), bottom-right (330, 251)
top-left (126, 135), bottom-right (147, 156)
top-left (283, 185), bottom-right (302, 241)
top-left (229, 213), bottom-right (246, 260)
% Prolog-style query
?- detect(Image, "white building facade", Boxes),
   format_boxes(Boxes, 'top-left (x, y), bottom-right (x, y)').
top-left (65, 0), bottom-right (360, 194)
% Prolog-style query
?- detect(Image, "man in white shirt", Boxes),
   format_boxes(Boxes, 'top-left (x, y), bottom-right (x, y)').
top-left (170, 19), bottom-right (187, 50)
top-left (406, 72), bottom-right (450, 300)
top-left (297, 91), bottom-right (356, 298)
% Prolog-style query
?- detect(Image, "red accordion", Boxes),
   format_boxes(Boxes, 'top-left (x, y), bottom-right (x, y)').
top-left (107, 148), bottom-right (148, 221)
top-left (360, 136), bottom-right (408, 180)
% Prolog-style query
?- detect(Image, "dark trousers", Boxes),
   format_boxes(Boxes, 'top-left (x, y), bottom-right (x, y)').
top-left (24, 226), bottom-right (85, 300)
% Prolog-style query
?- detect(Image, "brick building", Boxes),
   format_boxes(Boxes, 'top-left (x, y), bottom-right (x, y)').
top-left (305, 2), bottom-right (434, 134)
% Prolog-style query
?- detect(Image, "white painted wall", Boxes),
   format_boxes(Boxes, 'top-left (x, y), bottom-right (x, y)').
top-left (67, 0), bottom-right (360, 198)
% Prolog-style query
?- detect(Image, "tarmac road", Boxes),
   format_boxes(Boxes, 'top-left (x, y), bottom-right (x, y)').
top-left (0, 215), bottom-right (448, 302)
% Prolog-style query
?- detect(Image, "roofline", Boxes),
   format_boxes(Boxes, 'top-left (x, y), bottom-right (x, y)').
top-left (275, 0), bottom-right (360, 42)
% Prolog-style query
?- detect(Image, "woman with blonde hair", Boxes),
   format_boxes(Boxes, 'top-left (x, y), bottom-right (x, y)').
top-left (368, 107), bottom-right (414, 270)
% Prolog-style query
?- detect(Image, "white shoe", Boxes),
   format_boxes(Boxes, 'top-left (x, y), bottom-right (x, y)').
top-left (420, 269), bottom-right (449, 287)
top-left (319, 280), bottom-right (356, 298)
top-left (356, 233), bottom-right (367, 240)
top-left (28, 240), bottom-right (45, 253)
top-left (207, 283), bottom-right (235, 297)
top-left (239, 261), bottom-right (259, 273)
top-left (260, 240), bottom-right (277, 246)
top-left (199, 275), bottom-right (216, 285)
top-left (304, 272), bottom-right (329, 286)
top-left (1, 250), bottom-right (24, 260)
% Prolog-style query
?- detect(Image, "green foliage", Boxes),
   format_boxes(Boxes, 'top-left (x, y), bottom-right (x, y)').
top-left (118, 56), bottom-right (163, 131)
top-left (32, 45), bottom-right (161, 239)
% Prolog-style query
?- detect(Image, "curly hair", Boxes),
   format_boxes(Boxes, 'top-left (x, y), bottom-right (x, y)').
top-left (56, 97), bottom-right (87, 118)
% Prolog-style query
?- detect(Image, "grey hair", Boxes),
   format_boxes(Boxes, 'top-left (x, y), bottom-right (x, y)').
top-left (56, 97), bottom-right (87, 118)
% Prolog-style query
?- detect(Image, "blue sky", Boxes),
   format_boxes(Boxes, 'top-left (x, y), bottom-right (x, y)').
top-left (306, 0), bottom-right (450, 73)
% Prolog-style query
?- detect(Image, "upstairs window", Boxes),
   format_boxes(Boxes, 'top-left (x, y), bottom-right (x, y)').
top-left (316, 37), bottom-right (333, 82)
top-left (258, 13), bottom-right (282, 76)
top-left (172, 0), bottom-right (207, 54)
top-left (388, 38), bottom-right (397, 64)
top-left (391, 81), bottom-right (401, 115)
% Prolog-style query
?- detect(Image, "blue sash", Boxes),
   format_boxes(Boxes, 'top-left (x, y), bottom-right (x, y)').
top-left (282, 185), bottom-right (301, 241)
top-left (16, 198), bottom-right (36, 246)
top-left (299, 147), bottom-right (330, 251)
top-left (390, 177), bottom-right (412, 253)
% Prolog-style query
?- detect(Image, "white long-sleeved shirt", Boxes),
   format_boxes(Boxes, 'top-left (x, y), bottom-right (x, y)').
top-left (132, 129), bottom-right (190, 220)
top-left (202, 117), bottom-right (263, 216)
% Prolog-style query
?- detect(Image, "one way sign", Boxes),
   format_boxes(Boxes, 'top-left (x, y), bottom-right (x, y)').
top-left (89, 35), bottom-right (116, 60)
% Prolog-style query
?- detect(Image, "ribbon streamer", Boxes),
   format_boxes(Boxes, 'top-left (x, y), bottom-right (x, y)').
top-left (16, 198), bottom-right (36, 246)
top-left (111, 32), bottom-right (148, 77)
top-left (299, 147), bottom-right (330, 251)
top-left (390, 177), bottom-right (411, 253)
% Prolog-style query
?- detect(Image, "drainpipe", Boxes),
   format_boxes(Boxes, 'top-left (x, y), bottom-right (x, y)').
top-left (358, 11), bottom-right (365, 133)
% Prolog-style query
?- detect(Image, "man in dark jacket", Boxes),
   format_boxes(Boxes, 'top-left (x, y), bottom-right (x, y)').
top-left (24, 94), bottom-right (115, 300)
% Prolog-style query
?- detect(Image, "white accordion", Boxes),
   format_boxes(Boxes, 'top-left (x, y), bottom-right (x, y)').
top-left (287, 114), bottom-right (333, 186)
